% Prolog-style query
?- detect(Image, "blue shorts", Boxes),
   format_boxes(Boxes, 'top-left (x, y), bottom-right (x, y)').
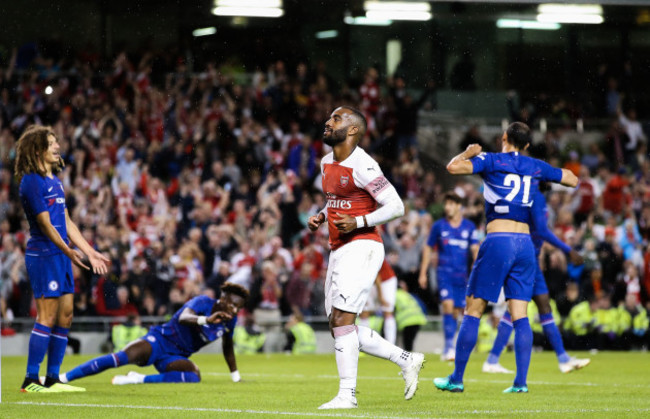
top-left (142, 327), bottom-right (189, 373)
top-left (438, 272), bottom-right (467, 308)
top-left (532, 264), bottom-right (549, 297)
top-left (26, 252), bottom-right (74, 298)
top-left (466, 233), bottom-right (536, 303)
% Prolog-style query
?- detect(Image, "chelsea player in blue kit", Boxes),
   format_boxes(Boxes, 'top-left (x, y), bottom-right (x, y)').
top-left (483, 185), bottom-right (590, 374)
top-left (61, 282), bottom-right (248, 385)
top-left (434, 122), bottom-right (578, 393)
top-left (16, 126), bottom-right (110, 393)
top-left (419, 192), bottom-right (479, 361)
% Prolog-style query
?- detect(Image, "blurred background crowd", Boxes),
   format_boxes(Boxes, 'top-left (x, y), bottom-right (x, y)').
top-left (0, 41), bottom-right (649, 351)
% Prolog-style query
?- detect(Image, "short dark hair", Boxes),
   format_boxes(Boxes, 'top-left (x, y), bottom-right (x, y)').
top-left (221, 282), bottom-right (249, 302)
top-left (505, 122), bottom-right (531, 150)
top-left (443, 191), bottom-right (463, 205)
top-left (339, 106), bottom-right (367, 137)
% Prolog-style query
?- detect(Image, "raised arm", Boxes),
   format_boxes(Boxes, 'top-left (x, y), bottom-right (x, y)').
top-left (446, 144), bottom-right (482, 175)
top-left (560, 168), bottom-right (579, 188)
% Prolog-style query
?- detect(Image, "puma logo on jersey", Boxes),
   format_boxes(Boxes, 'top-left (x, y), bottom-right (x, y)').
top-left (48, 186), bottom-right (53, 192)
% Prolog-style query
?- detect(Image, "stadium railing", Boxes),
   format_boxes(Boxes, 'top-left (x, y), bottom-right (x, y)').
top-left (2, 315), bottom-right (443, 333)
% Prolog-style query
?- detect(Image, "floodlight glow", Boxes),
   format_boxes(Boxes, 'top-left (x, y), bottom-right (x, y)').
top-left (366, 10), bottom-right (432, 21)
top-left (344, 16), bottom-right (392, 26)
top-left (537, 4), bottom-right (603, 16)
top-left (216, 0), bottom-right (281, 7)
top-left (192, 27), bottom-right (217, 37)
top-left (316, 30), bottom-right (339, 39)
top-left (364, 1), bottom-right (431, 12)
top-left (497, 19), bottom-right (560, 30)
top-left (212, 6), bottom-right (283, 17)
top-left (537, 13), bottom-right (603, 24)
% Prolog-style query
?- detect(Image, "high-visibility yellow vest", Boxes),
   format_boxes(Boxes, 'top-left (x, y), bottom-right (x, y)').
top-left (233, 326), bottom-right (266, 354)
top-left (477, 315), bottom-right (497, 353)
top-left (527, 299), bottom-right (561, 333)
top-left (394, 289), bottom-right (427, 331)
top-left (289, 322), bottom-right (317, 354)
top-left (112, 323), bottom-right (148, 351)
top-left (617, 304), bottom-right (649, 335)
top-left (595, 308), bottom-right (618, 334)
top-left (564, 301), bottom-right (594, 336)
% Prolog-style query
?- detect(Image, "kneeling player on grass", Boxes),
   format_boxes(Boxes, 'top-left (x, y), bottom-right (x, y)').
top-left (61, 283), bottom-right (248, 385)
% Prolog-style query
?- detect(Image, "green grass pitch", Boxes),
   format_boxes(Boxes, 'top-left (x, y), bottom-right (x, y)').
top-left (2, 351), bottom-right (650, 418)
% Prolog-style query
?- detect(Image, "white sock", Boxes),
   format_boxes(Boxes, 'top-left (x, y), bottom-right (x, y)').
top-left (357, 325), bottom-right (410, 369)
top-left (332, 325), bottom-right (359, 398)
top-left (129, 371), bottom-right (146, 383)
top-left (384, 315), bottom-right (397, 345)
top-left (358, 317), bottom-right (370, 328)
top-left (59, 373), bottom-right (68, 383)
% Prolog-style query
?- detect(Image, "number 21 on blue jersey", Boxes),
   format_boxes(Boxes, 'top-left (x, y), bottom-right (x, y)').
top-left (503, 174), bottom-right (531, 204)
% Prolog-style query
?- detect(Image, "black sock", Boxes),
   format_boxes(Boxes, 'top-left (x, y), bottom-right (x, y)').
top-left (43, 376), bottom-right (60, 387)
top-left (21, 376), bottom-right (41, 389)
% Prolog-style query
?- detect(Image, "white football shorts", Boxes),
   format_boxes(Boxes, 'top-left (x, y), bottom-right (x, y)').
top-left (325, 240), bottom-right (385, 317)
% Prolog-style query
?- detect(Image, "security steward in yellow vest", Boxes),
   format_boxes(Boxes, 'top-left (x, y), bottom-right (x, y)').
top-left (111, 314), bottom-right (148, 351)
top-left (284, 312), bottom-right (317, 354)
top-left (394, 288), bottom-right (427, 351)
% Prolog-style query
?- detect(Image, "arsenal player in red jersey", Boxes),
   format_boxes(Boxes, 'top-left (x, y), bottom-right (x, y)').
top-left (308, 106), bottom-right (425, 410)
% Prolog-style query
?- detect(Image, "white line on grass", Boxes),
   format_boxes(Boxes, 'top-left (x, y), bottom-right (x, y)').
top-left (8, 402), bottom-right (442, 419)
top-left (204, 372), bottom-right (650, 388)
top-left (9, 401), bottom-right (650, 416)
top-left (455, 408), bottom-right (650, 415)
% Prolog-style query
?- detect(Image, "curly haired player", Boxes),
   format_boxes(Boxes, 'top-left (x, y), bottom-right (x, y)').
top-left (16, 126), bottom-right (109, 393)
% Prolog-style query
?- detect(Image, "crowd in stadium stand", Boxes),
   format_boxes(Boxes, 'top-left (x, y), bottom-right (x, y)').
top-left (0, 44), bottom-right (648, 350)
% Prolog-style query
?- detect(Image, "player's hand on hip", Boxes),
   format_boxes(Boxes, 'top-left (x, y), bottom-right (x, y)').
top-left (307, 213), bottom-right (325, 232)
top-left (333, 212), bottom-right (357, 234)
top-left (66, 248), bottom-right (90, 271)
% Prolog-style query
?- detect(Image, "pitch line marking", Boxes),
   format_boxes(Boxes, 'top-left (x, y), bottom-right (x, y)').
top-left (9, 401), bottom-right (650, 416)
top-left (204, 372), bottom-right (650, 388)
top-left (8, 402), bottom-right (442, 419)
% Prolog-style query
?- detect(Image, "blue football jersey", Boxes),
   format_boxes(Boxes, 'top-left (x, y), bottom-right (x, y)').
top-left (427, 218), bottom-right (479, 277)
top-left (19, 173), bottom-right (68, 255)
top-left (156, 295), bottom-right (236, 357)
top-left (470, 152), bottom-right (563, 225)
top-left (529, 189), bottom-right (571, 257)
